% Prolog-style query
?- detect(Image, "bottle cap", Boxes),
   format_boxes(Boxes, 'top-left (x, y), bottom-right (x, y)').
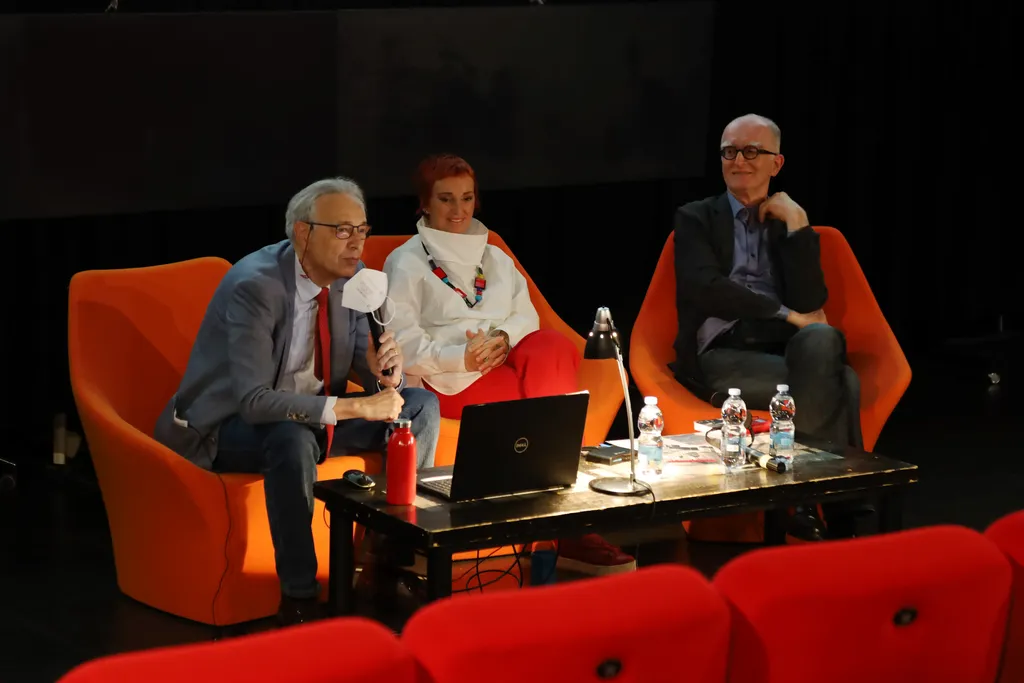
top-left (644, 396), bottom-right (658, 405)
top-left (393, 418), bottom-right (412, 429)
top-left (777, 384), bottom-right (789, 393)
top-left (728, 388), bottom-right (741, 396)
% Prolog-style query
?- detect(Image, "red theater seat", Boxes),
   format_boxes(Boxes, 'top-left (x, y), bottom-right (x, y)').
top-left (713, 525), bottom-right (1011, 683)
top-left (402, 565), bottom-right (730, 683)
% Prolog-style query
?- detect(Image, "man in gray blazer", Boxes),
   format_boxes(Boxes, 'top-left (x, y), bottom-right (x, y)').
top-left (154, 176), bottom-right (440, 625)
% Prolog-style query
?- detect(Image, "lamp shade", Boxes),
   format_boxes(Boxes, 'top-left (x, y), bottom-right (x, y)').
top-left (584, 306), bottom-right (620, 360)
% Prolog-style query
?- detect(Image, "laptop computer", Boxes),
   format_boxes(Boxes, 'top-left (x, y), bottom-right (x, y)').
top-left (416, 392), bottom-right (590, 503)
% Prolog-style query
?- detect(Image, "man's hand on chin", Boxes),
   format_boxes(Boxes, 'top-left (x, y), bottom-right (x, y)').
top-left (758, 191), bottom-right (810, 232)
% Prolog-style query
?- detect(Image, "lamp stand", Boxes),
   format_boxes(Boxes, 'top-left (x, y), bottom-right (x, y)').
top-left (588, 346), bottom-right (648, 496)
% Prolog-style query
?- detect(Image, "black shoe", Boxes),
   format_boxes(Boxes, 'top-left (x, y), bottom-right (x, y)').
top-left (822, 500), bottom-right (876, 539)
top-left (276, 595), bottom-right (324, 627)
top-left (786, 506), bottom-right (828, 542)
top-left (356, 565), bottom-right (426, 609)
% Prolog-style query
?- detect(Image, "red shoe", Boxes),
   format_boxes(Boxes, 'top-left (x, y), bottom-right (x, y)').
top-left (556, 534), bottom-right (637, 575)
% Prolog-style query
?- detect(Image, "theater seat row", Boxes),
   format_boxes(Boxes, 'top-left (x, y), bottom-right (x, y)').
top-left (59, 514), bottom-right (1024, 683)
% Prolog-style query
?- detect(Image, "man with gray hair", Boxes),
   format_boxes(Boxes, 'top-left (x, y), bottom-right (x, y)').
top-left (671, 114), bottom-right (866, 540)
top-left (155, 176), bottom-right (440, 625)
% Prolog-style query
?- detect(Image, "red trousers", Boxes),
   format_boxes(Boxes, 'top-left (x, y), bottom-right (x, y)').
top-left (426, 329), bottom-right (581, 419)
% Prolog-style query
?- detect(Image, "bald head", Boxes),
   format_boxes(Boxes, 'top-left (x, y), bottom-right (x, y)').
top-left (719, 113), bottom-right (785, 204)
top-left (722, 114), bottom-right (781, 151)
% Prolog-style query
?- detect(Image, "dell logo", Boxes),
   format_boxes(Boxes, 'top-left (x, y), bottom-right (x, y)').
top-left (514, 437), bottom-right (529, 454)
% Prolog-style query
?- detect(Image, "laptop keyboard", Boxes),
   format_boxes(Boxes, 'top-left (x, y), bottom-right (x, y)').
top-left (419, 477), bottom-right (452, 497)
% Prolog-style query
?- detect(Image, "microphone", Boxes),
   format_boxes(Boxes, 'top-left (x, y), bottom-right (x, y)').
top-left (367, 307), bottom-right (393, 377)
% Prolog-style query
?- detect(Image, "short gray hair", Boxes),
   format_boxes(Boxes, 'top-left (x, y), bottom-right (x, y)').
top-left (284, 177), bottom-right (366, 241)
top-left (723, 113), bottom-right (782, 150)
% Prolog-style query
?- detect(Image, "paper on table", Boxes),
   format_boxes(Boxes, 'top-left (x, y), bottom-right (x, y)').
top-left (606, 434), bottom-right (726, 475)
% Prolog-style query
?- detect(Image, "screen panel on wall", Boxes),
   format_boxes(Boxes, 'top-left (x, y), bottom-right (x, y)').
top-left (0, 12), bottom-right (338, 220)
top-left (336, 1), bottom-right (715, 195)
top-left (0, 2), bottom-right (713, 220)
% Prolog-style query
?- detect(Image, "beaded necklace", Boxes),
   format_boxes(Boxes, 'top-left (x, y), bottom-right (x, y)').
top-left (421, 242), bottom-right (486, 308)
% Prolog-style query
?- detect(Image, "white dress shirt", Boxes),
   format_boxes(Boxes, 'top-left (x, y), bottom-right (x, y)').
top-left (383, 218), bottom-right (539, 395)
top-left (278, 256), bottom-right (338, 426)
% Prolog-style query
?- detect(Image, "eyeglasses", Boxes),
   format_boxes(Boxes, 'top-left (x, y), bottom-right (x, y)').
top-left (720, 145), bottom-right (778, 161)
top-left (306, 221), bottom-right (372, 239)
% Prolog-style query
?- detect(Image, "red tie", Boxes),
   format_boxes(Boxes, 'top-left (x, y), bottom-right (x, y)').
top-left (313, 287), bottom-right (334, 457)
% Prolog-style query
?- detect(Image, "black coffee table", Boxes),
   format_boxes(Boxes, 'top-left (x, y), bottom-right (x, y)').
top-left (313, 444), bottom-right (917, 615)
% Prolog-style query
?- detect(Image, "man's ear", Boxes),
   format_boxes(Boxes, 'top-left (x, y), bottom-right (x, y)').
top-left (771, 153), bottom-right (785, 177)
top-left (293, 221), bottom-right (310, 248)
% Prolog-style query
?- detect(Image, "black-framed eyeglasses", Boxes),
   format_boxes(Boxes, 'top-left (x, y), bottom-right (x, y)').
top-left (306, 221), bottom-right (372, 239)
top-left (720, 145), bottom-right (778, 161)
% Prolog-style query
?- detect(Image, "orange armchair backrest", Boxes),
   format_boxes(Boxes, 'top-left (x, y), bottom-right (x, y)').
top-left (634, 230), bottom-right (678, 367)
top-left (815, 227), bottom-right (911, 450)
top-left (68, 257), bottom-right (232, 436)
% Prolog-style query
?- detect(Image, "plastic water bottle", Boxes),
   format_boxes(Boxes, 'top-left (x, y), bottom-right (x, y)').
top-left (769, 384), bottom-right (796, 464)
top-left (720, 388), bottom-right (747, 470)
top-left (637, 396), bottom-right (664, 476)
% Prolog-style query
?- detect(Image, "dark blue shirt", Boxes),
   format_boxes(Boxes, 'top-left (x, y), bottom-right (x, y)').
top-left (696, 193), bottom-right (790, 353)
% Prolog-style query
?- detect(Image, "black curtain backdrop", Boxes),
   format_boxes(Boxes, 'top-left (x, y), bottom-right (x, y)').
top-left (2, 0), bottom-right (1020, 467)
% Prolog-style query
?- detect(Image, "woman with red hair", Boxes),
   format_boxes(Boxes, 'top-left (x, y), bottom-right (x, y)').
top-left (383, 153), bottom-right (635, 576)
top-left (383, 153), bottom-right (583, 419)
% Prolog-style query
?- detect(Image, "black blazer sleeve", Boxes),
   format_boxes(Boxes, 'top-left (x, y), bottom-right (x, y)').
top-left (774, 227), bottom-right (828, 313)
top-left (674, 202), bottom-right (781, 321)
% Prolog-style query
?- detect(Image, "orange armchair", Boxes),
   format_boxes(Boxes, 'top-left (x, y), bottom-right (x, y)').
top-left (630, 227), bottom-right (911, 452)
top-left (68, 259), bottom-right (380, 625)
top-left (361, 229), bottom-right (623, 465)
top-left (630, 228), bottom-right (911, 542)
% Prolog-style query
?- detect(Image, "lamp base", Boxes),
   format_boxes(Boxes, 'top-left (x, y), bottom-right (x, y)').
top-left (588, 476), bottom-right (648, 496)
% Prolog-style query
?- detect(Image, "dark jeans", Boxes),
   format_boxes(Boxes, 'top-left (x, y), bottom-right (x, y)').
top-left (698, 323), bottom-right (863, 449)
top-left (212, 387), bottom-right (440, 599)
top-left (699, 323), bottom-right (868, 528)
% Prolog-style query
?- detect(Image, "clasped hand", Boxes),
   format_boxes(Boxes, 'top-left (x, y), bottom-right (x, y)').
top-left (464, 328), bottom-right (509, 374)
top-left (786, 309), bottom-right (828, 329)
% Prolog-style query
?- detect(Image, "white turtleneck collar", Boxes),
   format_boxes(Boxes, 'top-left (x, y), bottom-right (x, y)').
top-left (417, 216), bottom-right (489, 266)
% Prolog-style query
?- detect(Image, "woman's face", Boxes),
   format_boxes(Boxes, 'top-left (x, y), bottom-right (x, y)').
top-left (425, 175), bottom-right (476, 234)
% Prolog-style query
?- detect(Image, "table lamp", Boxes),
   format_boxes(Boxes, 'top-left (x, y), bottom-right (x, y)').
top-left (584, 307), bottom-right (647, 496)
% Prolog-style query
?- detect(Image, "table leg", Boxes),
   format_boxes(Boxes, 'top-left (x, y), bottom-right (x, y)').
top-left (763, 508), bottom-right (788, 545)
top-left (425, 548), bottom-right (452, 601)
top-left (878, 489), bottom-right (905, 533)
top-left (327, 509), bottom-right (355, 615)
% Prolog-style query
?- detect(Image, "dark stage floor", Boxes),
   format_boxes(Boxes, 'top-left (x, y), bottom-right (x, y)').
top-left (2, 349), bottom-right (1020, 682)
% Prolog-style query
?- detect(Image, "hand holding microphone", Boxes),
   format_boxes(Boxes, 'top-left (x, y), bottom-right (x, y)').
top-left (367, 303), bottom-right (395, 378)
top-left (340, 267), bottom-right (400, 385)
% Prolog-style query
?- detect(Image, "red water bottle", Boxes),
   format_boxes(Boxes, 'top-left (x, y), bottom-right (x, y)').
top-left (386, 418), bottom-right (417, 505)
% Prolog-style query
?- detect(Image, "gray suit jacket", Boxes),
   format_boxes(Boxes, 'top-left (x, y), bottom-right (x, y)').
top-left (154, 240), bottom-right (381, 470)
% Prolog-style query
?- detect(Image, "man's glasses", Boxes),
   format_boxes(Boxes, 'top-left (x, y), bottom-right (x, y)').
top-left (306, 221), bottom-right (372, 239)
top-left (720, 145), bottom-right (778, 161)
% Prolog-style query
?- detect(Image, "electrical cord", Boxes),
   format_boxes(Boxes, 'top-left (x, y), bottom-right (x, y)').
top-left (452, 545), bottom-right (524, 593)
top-left (210, 471), bottom-right (232, 629)
top-left (633, 478), bottom-right (657, 566)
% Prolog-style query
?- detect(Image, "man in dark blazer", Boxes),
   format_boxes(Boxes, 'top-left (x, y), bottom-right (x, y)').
top-left (155, 177), bottom-right (440, 625)
top-left (672, 114), bottom-right (865, 538)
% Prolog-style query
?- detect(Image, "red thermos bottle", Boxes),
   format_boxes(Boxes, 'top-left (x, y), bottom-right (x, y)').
top-left (386, 418), bottom-right (417, 505)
